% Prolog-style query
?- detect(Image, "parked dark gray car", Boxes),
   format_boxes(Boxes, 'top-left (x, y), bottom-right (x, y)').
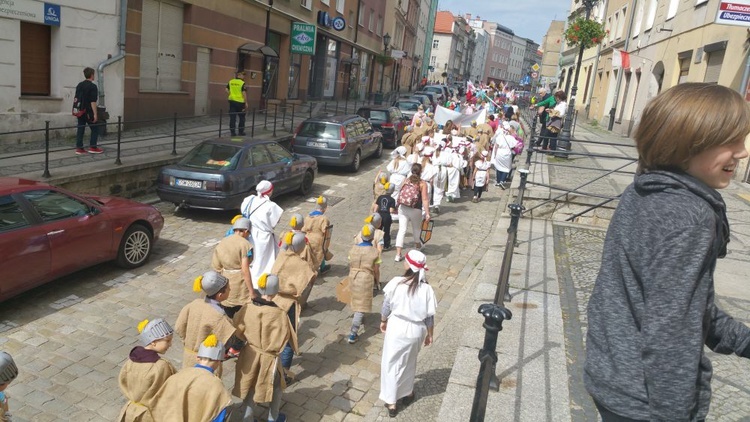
top-left (292, 115), bottom-right (383, 172)
top-left (156, 138), bottom-right (317, 211)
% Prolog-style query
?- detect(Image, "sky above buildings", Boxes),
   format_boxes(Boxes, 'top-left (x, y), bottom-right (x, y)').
top-left (438, 0), bottom-right (570, 45)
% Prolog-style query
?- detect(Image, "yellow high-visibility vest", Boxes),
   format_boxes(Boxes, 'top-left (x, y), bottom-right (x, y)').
top-left (228, 78), bottom-right (245, 102)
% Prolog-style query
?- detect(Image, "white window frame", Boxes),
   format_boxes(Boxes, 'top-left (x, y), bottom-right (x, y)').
top-left (336, 0), bottom-right (344, 14)
top-left (667, 0), bottom-right (678, 20)
top-left (368, 9), bottom-right (374, 32)
top-left (321, 0), bottom-right (330, 5)
top-left (645, 0), bottom-right (657, 30)
top-left (301, 0), bottom-right (312, 9)
top-left (377, 15), bottom-right (383, 36)
top-left (695, 0), bottom-right (708, 5)
top-left (358, 2), bottom-right (364, 26)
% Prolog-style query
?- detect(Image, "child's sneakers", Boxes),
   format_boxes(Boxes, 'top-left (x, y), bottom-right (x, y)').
top-left (347, 332), bottom-right (359, 344)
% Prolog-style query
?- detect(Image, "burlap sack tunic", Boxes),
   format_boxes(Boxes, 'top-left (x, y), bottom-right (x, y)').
top-left (272, 249), bottom-right (316, 330)
top-left (354, 229), bottom-right (385, 251)
top-left (175, 299), bottom-right (236, 371)
top-left (302, 214), bottom-right (332, 268)
top-left (150, 367), bottom-right (232, 422)
top-left (1, 393), bottom-right (9, 422)
top-left (347, 244), bottom-right (380, 313)
top-left (117, 358), bottom-right (176, 422)
top-left (232, 301), bottom-right (293, 402)
top-left (211, 233), bottom-right (253, 307)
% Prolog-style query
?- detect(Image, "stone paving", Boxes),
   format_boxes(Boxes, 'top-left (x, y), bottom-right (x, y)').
top-left (0, 149), bottom-right (510, 421)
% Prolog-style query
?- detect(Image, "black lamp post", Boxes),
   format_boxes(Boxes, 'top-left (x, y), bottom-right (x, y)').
top-left (556, 0), bottom-right (598, 158)
top-left (379, 33), bottom-right (391, 96)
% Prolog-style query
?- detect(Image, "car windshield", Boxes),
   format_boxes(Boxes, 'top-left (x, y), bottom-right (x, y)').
top-left (395, 101), bottom-right (420, 111)
top-left (298, 122), bottom-right (340, 138)
top-left (180, 143), bottom-right (242, 171)
top-left (368, 110), bottom-right (388, 121)
top-left (424, 87), bottom-right (442, 94)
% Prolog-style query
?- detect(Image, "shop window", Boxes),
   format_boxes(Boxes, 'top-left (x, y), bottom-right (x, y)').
top-left (20, 22), bottom-right (51, 96)
top-left (288, 54), bottom-right (301, 99)
top-left (140, 0), bottom-right (184, 91)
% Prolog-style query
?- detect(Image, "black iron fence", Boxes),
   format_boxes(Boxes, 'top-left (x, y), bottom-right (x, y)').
top-left (0, 93), bottom-right (401, 178)
top-left (469, 105), bottom-right (638, 421)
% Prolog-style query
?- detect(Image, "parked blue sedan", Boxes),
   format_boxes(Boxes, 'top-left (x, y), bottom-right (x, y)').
top-left (156, 137), bottom-right (317, 211)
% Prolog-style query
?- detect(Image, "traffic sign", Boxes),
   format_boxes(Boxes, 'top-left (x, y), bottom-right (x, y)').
top-left (332, 17), bottom-right (346, 31)
top-left (291, 22), bottom-right (316, 55)
top-left (531, 63), bottom-right (540, 72)
top-left (531, 72), bottom-right (539, 79)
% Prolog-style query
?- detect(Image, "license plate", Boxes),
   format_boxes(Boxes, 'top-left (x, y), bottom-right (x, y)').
top-left (306, 141), bottom-right (327, 148)
top-left (175, 178), bottom-right (203, 189)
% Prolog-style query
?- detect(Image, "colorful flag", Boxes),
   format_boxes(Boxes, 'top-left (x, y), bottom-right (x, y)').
top-left (613, 49), bottom-right (631, 69)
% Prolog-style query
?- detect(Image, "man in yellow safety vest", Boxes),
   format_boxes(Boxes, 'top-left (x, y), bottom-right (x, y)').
top-left (226, 71), bottom-right (249, 136)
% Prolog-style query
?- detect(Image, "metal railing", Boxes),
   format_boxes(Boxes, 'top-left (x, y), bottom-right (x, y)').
top-left (469, 107), bottom-right (638, 421)
top-left (0, 96), bottom-right (401, 178)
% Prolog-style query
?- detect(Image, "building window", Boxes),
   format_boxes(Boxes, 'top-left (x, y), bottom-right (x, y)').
top-left (358, 2), bottom-right (364, 26)
top-left (20, 22), bottom-right (51, 96)
top-left (377, 16), bottom-right (383, 36)
top-left (703, 49), bottom-right (725, 84)
top-left (368, 9), bottom-right (374, 32)
top-left (645, 0), bottom-right (657, 30)
top-left (321, 0), bottom-right (329, 5)
top-left (301, 0), bottom-right (312, 9)
top-left (140, 0), bottom-right (184, 91)
top-left (430, 55), bottom-right (436, 66)
top-left (667, 0), bottom-right (678, 20)
top-left (432, 39), bottom-right (439, 49)
top-left (678, 57), bottom-right (690, 84)
top-left (336, 0), bottom-right (344, 14)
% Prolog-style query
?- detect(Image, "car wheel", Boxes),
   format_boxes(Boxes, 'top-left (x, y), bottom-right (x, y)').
top-left (116, 223), bottom-right (153, 268)
top-left (298, 170), bottom-right (314, 195)
top-left (374, 139), bottom-right (383, 158)
top-left (349, 149), bottom-right (362, 172)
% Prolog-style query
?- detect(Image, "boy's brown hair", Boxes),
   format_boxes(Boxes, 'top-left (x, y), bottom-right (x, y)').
top-left (635, 83), bottom-right (750, 171)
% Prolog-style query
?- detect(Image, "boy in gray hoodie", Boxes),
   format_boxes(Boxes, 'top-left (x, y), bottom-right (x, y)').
top-left (584, 83), bottom-right (750, 421)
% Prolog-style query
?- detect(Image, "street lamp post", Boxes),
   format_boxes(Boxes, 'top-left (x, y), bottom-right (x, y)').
top-left (556, 0), bottom-right (598, 158)
top-left (377, 33), bottom-right (391, 104)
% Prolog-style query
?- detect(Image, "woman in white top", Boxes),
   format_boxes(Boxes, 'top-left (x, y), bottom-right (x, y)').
top-left (490, 123), bottom-right (519, 190)
top-left (386, 146), bottom-right (411, 200)
top-left (548, 90), bottom-right (568, 151)
top-left (379, 250), bottom-right (437, 417)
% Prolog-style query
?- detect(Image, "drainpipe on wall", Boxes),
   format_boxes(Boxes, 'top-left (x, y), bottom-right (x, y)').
top-left (97, 0), bottom-right (128, 108)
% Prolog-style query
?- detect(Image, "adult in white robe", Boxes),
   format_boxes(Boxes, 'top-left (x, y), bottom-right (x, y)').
top-left (430, 143), bottom-right (449, 210)
top-left (490, 129), bottom-right (518, 187)
top-left (241, 180), bottom-right (284, 286)
top-left (379, 251), bottom-right (436, 416)
top-left (444, 148), bottom-right (462, 201)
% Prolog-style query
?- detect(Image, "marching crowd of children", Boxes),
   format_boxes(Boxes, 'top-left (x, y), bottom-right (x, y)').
top-left (0, 84), bottom-right (529, 422)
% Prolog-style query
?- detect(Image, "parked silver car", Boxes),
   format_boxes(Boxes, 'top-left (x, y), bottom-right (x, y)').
top-left (292, 115), bottom-right (383, 172)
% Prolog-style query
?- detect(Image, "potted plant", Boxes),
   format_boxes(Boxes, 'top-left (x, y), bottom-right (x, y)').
top-left (564, 17), bottom-right (608, 49)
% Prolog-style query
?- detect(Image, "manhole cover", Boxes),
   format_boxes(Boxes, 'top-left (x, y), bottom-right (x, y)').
top-left (306, 195), bottom-right (345, 207)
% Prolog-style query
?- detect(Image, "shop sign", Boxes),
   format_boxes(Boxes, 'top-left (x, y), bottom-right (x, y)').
top-left (0, 0), bottom-right (61, 26)
top-left (332, 16), bottom-right (346, 31)
top-left (715, 1), bottom-right (750, 27)
top-left (317, 11), bottom-right (333, 28)
top-left (291, 22), bottom-right (316, 55)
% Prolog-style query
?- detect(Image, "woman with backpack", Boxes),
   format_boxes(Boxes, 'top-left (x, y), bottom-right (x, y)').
top-left (394, 163), bottom-right (431, 262)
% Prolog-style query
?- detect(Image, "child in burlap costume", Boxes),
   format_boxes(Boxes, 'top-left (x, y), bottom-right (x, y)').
top-left (302, 196), bottom-right (333, 273)
top-left (277, 213), bottom-right (317, 274)
top-left (0, 352), bottom-right (18, 422)
top-left (338, 224), bottom-right (381, 344)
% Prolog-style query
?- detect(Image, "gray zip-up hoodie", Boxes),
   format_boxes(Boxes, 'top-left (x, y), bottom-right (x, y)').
top-left (584, 170), bottom-right (750, 421)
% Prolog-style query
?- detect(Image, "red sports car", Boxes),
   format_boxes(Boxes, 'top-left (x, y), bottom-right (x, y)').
top-left (0, 178), bottom-right (164, 302)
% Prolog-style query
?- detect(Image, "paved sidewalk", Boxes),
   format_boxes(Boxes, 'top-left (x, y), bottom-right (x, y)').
top-left (435, 124), bottom-right (750, 421)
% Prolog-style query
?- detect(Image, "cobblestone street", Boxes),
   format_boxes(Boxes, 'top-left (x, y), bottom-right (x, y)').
top-left (0, 153), bottom-right (509, 421)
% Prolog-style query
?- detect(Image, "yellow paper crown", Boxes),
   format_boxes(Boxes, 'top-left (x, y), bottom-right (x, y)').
top-left (362, 225), bottom-right (372, 237)
top-left (203, 334), bottom-right (218, 348)
top-left (257, 273), bottom-right (268, 290)
top-left (290, 216), bottom-right (297, 228)
top-left (316, 196), bottom-right (325, 205)
top-left (380, 175), bottom-right (388, 184)
top-left (384, 182), bottom-right (391, 190)
top-left (137, 319), bottom-right (149, 334)
top-left (284, 231), bottom-right (294, 245)
top-left (230, 215), bottom-right (242, 224)
top-left (193, 275), bottom-right (203, 292)
top-left (364, 215), bottom-right (373, 224)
